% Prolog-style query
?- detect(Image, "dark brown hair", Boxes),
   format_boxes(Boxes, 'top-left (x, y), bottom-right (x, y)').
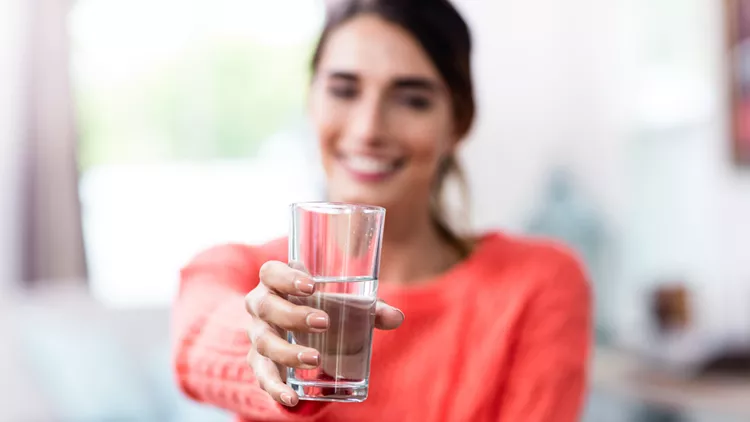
top-left (311, 0), bottom-right (475, 257)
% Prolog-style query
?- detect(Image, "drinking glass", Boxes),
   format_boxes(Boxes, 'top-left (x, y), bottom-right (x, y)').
top-left (286, 202), bottom-right (385, 402)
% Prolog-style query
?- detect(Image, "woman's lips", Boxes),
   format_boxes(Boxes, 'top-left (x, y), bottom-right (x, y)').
top-left (338, 154), bottom-right (402, 183)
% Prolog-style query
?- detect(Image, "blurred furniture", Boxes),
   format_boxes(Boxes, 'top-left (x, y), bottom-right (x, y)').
top-left (592, 347), bottom-right (750, 420)
top-left (642, 282), bottom-right (750, 379)
top-left (650, 283), bottom-right (692, 333)
top-left (1, 284), bottom-right (229, 422)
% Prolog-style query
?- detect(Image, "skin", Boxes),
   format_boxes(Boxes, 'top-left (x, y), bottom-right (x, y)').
top-left (244, 15), bottom-right (465, 407)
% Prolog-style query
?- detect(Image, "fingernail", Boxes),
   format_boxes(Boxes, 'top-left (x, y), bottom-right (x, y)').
top-left (394, 307), bottom-right (405, 321)
top-left (306, 312), bottom-right (329, 329)
top-left (298, 350), bottom-right (320, 366)
top-left (280, 393), bottom-right (295, 406)
top-left (294, 277), bottom-right (315, 294)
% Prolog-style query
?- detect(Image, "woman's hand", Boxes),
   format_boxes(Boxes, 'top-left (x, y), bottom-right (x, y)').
top-left (244, 260), bottom-right (404, 407)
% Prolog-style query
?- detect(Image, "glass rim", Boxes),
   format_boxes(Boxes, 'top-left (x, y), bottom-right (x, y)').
top-left (290, 201), bottom-right (385, 215)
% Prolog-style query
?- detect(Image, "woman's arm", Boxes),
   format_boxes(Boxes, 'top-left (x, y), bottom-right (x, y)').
top-left (495, 252), bottom-right (592, 422)
top-left (172, 244), bottom-right (325, 421)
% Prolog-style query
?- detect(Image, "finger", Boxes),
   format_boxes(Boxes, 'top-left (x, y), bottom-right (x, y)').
top-left (259, 260), bottom-right (316, 296)
top-left (288, 260), bottom-right (309, 273)
top-left (247, 352), bottom-right (299, 407)
top-left (375, 300), bottom-right (405, 330)
top-left (246, 317), bottom-right (278, 344)
top-left (246, 290), bottom-right (329, 332)
top-left (254, 329), bottom-right (321, 369)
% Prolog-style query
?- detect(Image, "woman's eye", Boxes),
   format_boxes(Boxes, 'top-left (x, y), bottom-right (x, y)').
top-left (399, 94), bottom-right (432, 111)
top-left (328, 85), bottom-right (357, 99)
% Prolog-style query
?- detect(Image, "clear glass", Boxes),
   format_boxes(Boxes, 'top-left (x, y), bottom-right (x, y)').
top-left (287, 202), bottom-right (385, 402)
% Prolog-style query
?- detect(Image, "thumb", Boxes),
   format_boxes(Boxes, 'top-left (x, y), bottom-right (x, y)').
top-left (374, 300), bottom-right (405, 330)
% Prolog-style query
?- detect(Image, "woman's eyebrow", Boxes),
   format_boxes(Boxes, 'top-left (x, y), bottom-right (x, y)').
top-left (326, 71), bottom-right (359, 82)
top-left (392, 76), bottom-right (440, 92)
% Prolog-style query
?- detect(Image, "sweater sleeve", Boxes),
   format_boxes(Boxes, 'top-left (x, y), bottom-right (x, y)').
top-left (172, 244), bottom-right (326, 421)
top-left (495, 251), bottom-right (592, 422)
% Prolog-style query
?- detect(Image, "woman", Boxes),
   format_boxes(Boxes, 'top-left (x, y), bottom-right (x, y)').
top-left (172, 0), bottom-right (591, 421)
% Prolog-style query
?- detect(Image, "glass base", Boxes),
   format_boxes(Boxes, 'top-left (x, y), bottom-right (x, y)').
top-left (288, 379), bottom-right (368, 402)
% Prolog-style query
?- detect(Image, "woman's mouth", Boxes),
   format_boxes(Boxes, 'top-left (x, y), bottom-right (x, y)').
top-left (338, 154), bottom-right (404, 183)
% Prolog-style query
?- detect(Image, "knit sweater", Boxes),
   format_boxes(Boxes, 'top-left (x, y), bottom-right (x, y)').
top-left (173, 232), bottom-right (591, 422)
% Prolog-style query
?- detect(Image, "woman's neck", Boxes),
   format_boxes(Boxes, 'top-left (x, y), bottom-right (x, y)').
top-left (378, 210), bottom-right (462, 286)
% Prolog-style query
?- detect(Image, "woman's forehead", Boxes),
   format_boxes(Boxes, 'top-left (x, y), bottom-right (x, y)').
top-left (317, 15), bottom-right (441, 83)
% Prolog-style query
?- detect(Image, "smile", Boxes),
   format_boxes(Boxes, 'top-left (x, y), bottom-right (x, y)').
top-left (337, 154), bottom-right (405, 183)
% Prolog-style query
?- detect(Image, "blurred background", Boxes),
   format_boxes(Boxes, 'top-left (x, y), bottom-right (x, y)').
top-left (1, 0), bottom-right (749, 420)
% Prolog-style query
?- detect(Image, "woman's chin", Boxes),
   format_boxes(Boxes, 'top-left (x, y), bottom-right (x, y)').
top-left (330, 190), bottom-right (393, 208)
top-left (335, 196), bottom-right (388, 208)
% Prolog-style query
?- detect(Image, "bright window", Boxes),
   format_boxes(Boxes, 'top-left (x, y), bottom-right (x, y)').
top-left (70, 0), bottom-right (325, 307)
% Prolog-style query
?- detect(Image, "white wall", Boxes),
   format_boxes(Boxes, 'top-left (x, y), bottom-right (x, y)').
top-left (454, 0), bottom-right (626, 334)
top-left (456, 0), bottom-right (626, 231)
top-left (455, 0), bottom-right (750, 345)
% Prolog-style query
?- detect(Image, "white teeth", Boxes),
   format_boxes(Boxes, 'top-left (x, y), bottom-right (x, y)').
top-left (345, 156), bottom-right (395, 174)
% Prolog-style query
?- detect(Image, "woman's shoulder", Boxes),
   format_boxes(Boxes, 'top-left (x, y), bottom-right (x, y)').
top-left (470, 231), bottom-right (589, 291)
top-left (182, 237), bottom-right (289, 273)
top-left (473, 231), bottom-right (584, 267)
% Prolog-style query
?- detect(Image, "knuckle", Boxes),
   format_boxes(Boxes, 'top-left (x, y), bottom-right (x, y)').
top-left (255, 294), bottom-right (271, 320)
top-left (258, 261), bottom-right (276, 284)
top-left (254, 333), bottom-right (270, 357)
top-left (246, 290), bottom-right (271, 320)
top-left (247, 321), bottom-right (264, 343)
top-left (258, 261), bottom-right (271, 281)
top-left (245, 289), bottom-right (262, 316)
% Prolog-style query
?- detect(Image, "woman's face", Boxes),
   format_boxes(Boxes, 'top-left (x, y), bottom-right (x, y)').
top-left (309, 15), bottom-right (456, 211)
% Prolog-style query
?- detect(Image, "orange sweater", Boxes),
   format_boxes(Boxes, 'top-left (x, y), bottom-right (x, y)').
top-left (173, 232), bottom-right (591, 422)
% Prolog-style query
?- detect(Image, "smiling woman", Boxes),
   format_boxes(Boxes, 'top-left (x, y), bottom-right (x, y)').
top-left (173, 1), bottom-right (591, 421)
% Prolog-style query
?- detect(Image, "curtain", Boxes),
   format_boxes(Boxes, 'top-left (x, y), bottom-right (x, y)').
top-left (0, 0), bottom-right (25, 290)
top-left (20, 0), bottom-right (87, 284)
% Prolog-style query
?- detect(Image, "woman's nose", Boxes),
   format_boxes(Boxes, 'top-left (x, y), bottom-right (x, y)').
top-left (346, 99), bottom-right (386, 147)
